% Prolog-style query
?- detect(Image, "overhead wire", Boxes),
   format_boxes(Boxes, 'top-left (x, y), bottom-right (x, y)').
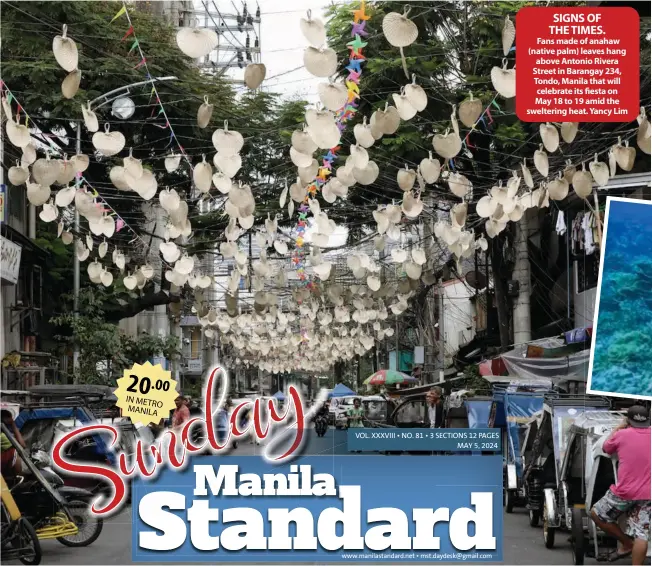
top-left (3, 1), bottom-right (649, 314)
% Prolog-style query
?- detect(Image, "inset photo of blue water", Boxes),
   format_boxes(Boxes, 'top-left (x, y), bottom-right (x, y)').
top-left (589, 197), bottom-right (652, 400)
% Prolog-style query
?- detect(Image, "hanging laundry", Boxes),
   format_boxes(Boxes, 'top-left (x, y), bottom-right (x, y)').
top-left (571, 212), bottom-right (584, 254)
top-left (570, 211), bottom-right (599, 256)
top-left (555, 210), bottom-right (567, 236)
top-left (582, 212), bottom-right (595, 255)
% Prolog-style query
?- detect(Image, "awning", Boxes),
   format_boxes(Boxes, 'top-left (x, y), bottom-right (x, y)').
top-left (180, 315), bottom-right (200, 327)
top-left (479, 334), bottom-right (591, 382)
top-left (479, 357), bottom-right (507, 377)
top-left (1, 224), bottom-right (48, 261)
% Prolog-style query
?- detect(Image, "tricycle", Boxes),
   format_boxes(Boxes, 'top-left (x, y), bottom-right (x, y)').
top-left (15, 391), bottom-right (153, 496)
top-left (2, 421), bottom-right (104, 548)
top-left (1, 472), bottom-right (42, 564)
top-left (445, 389), bottom-right (493, 428)
top-left (558, 410), bottom-right (630, 564)
top-left (334, 395), bottom-right (392, 429)
top-left (522, 393), bottom-right (611, 549)
top-left (488, 385), bottom-right (549, 515)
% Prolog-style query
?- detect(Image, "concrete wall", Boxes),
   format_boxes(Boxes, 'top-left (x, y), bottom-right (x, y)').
top-left (439, 279), bottom-right (476, 367)
top-left (1, 184), bottom-right (28, 359)
top-left (574, 285), bottom-right (597, 328)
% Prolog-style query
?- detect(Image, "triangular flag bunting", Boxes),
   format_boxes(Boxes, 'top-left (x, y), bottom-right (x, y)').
top-left (110, 6), bottom-right (127, 23)
top-left (122, 26), bottom-right (134, 41)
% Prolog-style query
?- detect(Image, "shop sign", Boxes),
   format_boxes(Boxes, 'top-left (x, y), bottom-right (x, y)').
top-left (187, 358), bottom-right (203, 372)
top-left (1, 236), bottom-right (22, 284)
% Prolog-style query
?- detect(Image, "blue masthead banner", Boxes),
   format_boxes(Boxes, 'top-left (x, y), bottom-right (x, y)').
top-left (132, 455), bottom-right (503, 562)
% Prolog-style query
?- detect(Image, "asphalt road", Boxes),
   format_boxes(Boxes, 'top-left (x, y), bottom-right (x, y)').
top-left (8, 428), bottom-right (644, 565)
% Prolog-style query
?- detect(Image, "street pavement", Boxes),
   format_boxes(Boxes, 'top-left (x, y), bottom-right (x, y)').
top-left (9, 428), bottom-right (643, 565)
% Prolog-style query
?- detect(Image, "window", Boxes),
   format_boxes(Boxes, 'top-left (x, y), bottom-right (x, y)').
top-left (395, 401), bottom-right (426, 425)
top-left (182, 328), bottom-right (202, 361)
top-left (227, 265), bottom-right (247, 291)
top-left (190, 328), bottom-right (201, 358)
top-left (7, 183), bottom-right (25, 223)
top-left (364, 400), bottom-right (387, 420)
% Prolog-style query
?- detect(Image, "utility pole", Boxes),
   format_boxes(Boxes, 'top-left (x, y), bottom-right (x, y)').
top-left (513, 211), bottom-right (532, 345)
top-left (72, 122), bottom-right (81, 382)
top-left (438, 277), bottom-right (445, 382)
top-left (69, 76), bottom-right (178, 382)
top-left (195, 0), bottom-right (262, 79)
top-left (394, 316), bottom-right (399, 371)
top-left (491, 236), bottom-right (512, 349)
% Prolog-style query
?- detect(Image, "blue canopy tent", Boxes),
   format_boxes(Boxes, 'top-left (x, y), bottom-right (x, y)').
top-left (273, 391), bottom-right (285, 401)
top-left (329, 383), bottom-right (355, 398)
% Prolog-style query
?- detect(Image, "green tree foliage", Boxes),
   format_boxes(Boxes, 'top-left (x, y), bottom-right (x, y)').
top-left (459, 364), bottom-right (491, 393)
top-left (51, 288), bottom-right (179, 384)
top-left (1, 0), bottom-right (306, 320)
top-left (324, 0), bottom-right (532, 205)
top-left (323, 1), bottom-right (650, 209)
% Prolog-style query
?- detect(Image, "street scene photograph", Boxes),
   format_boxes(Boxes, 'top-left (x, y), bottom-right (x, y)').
top-left (0, 0), bottom-right (650, 565)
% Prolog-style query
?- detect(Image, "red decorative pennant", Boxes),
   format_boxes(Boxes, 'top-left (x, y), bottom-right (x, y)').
top-left (122, 26), bottom-right (134, 42)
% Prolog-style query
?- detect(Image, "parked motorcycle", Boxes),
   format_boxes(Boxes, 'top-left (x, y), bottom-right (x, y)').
top-left (11, 449), bottom-right (103, 548)
top-left (315, 416), bottom-right (328, 437)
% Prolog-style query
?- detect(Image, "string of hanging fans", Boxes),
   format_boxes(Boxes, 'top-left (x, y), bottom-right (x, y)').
top-left (285, 0), bottom-right (371, 300)
top-left (0, 81), bottom-right (142, 243)
top-left (110, 3), bottom-right (193, 175)
top-left (0, 82), bottom-right (167, 290)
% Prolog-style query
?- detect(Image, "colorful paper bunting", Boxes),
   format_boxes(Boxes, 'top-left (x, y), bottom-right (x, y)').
top-left (351, 21), bottom-right (368, 37)
top-left (291, 0), bottom-right (369, 294)
top-left (110, 6), bottom-right (126, 23)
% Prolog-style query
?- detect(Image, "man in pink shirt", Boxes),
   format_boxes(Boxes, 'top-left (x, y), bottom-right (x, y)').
top-left (171, 394), bottom-right (191, 429)
top-left (591, 405), bottom-right (651, 565)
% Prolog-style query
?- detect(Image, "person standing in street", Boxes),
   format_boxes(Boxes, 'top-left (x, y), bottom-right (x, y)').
top-left (591, 405), bottom-right (651, 565)
top-left (1, 410), bottom-right (26, 478)
top-left (171, 394), bottom-right (190, 429)
top-left (346, 397), bottom-right (365, 428)
top-left (426, 387), bottom-right (445, 428)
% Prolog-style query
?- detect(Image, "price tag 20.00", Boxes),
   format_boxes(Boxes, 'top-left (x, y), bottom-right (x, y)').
top-left (114, 362), bottom-right (178, 426)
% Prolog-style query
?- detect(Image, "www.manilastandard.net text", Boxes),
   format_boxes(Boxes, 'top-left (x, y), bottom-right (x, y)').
top-left (341, 552), bottom-right (495, 560)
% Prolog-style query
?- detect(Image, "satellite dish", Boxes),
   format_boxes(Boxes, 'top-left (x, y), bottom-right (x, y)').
top-left (111, 96), bottom-right (135, 119)
top-left (465, 270), bottom-right (487, 290)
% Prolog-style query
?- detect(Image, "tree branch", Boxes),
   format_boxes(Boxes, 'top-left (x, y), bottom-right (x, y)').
top-left (103, 290), bottom-right (180, 323)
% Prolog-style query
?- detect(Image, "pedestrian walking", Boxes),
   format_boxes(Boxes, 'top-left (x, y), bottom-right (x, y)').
top-left (215, 398), bottom-right (238, 449)
top-left (590, 405), bottom-right (651, 565)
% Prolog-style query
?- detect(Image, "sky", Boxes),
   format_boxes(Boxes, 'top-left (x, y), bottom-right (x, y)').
top-left (210, 0), bottom-right (351, 247)
top-left (214, 0), bottom-right (332, 102)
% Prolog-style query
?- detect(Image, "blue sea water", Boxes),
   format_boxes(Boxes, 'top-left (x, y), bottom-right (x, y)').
top-left (590, 199), bottom-right (652, 398)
